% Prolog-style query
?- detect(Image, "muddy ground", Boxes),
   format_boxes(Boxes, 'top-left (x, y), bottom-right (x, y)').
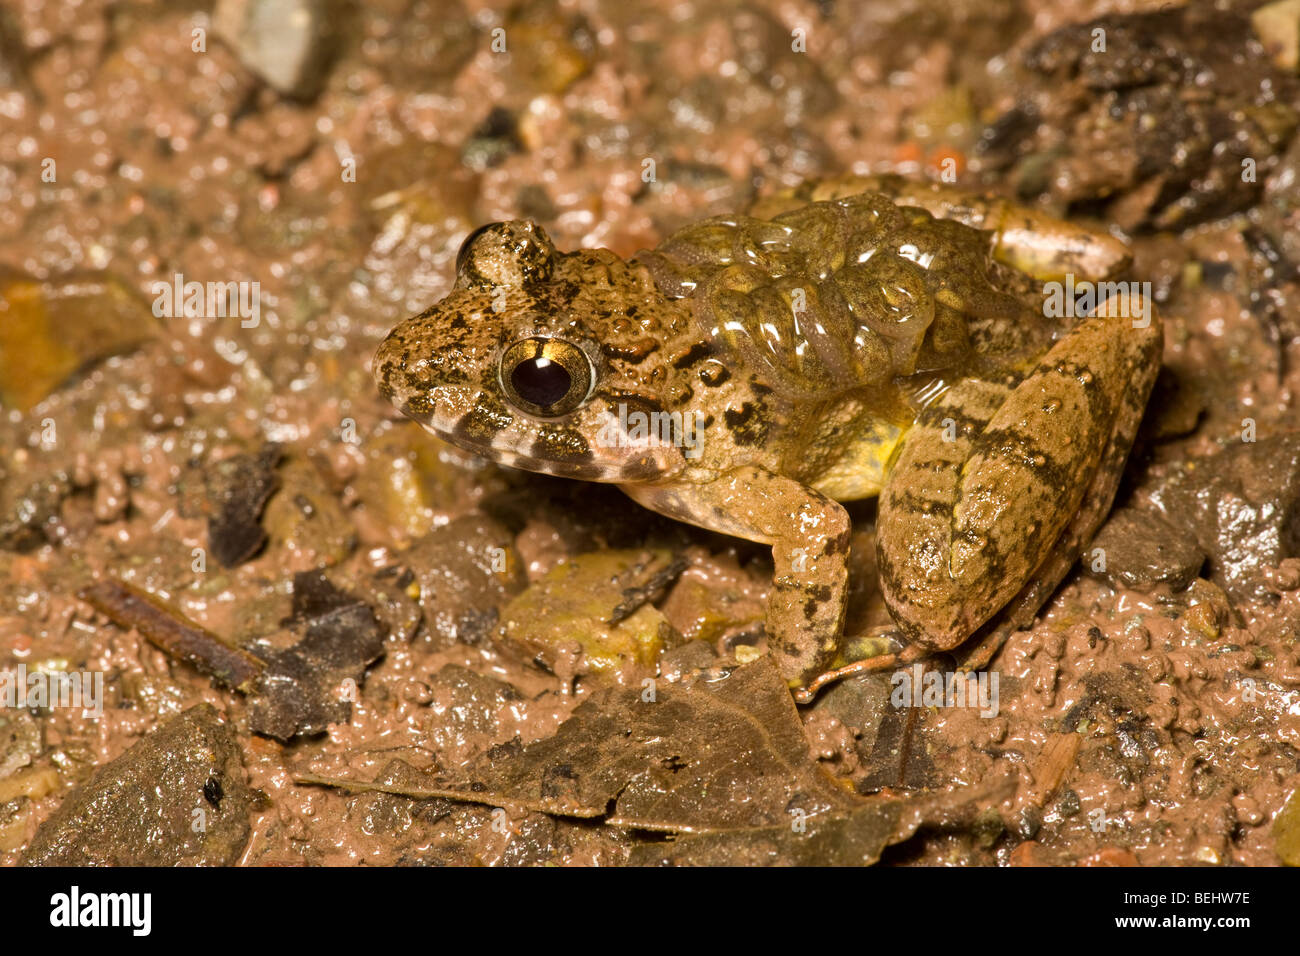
top-left (3, 0), bottom-right (1300, 866)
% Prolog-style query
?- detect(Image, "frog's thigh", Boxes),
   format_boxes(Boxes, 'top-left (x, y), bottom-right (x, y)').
top-left (655, 467), bottom-right (851, 686)
top-left (878, 299), bottom-right (1161, 650)
top-left (976, 296), bottom-right (1163, 652)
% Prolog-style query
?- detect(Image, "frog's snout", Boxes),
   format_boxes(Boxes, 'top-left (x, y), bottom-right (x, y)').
top-left (372, 327), bottom-right (410, 407)
top-left (373, 325), bottom-right (442, 427)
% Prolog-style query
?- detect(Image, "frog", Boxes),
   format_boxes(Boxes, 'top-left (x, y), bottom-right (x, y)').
top-left (374, 174), bottom-right (1162, 703)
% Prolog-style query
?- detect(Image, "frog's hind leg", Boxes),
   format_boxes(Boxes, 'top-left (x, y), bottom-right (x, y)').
top-left (875, 290), bottom-right (1162, 662)
top-left (957, 302), bottom-right (1163, 671)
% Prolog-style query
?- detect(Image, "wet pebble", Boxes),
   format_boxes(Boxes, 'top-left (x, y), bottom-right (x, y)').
top-left (425, 663), bottom-right (523, 761)
top-left (1086, 506), bottom-right (1205, 592)
top-left (21, 705), bottom-right (253, 866)
top-left (0, 471), bottom-right (69, 552)
top-left (500, 550), bottom-right (683, 678)
top-left (1252, 0), bottom-right (1300, 73)
top-left (402, 513), bottom-right (526, 648)
top-left (0, 273), bottom-right (157, 412)
top-left (213, 0), bottom-right (339, 99)
top-left (1152, 433), bottom-right (1300, 603)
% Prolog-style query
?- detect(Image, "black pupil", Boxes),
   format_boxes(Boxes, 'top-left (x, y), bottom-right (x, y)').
top-left (511, 357), bottom-right (571, 408)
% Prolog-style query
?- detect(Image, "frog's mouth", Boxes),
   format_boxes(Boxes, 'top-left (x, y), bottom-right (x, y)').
top-left (404, 385), bottom-right (643, 482)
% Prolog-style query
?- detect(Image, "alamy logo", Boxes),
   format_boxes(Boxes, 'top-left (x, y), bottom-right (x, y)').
top-left (1043, 275), bottom-right (1152, 328)
top-left (49, 886), bottom-right (151, 936)
top-left (151, 273), bottom-right (260, 327)
top-left (891, 664), bottom-right (999, 718)
top-left (595, 403), bottom-right (705, 459)
top-left (0, 664), bottom-right (104, 718)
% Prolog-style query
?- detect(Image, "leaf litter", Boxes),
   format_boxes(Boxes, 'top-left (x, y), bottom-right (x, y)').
top-left (298, 658), bottom-right (1015, 864)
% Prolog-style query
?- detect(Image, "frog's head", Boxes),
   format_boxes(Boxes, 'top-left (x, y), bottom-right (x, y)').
top-left (374, 220), bottom-right (702, 482)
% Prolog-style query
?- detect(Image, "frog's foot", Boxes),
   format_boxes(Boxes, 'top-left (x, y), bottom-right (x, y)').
top-left (624, 467), bottom-right (852, 689)
top-left (876, 289), bottom-right (1162, 655)
top-left (790, 628), bottom-right (928, 705)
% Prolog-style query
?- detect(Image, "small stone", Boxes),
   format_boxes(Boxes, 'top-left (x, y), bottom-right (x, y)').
top-left (21, 705), bottom-right (252, 866)
top-left (1152, 433), bottom-right (1300, 602)
top-left (262, 454), bottom-right (357, 568)
top-left (0, 273), bottom-right (158, 411)
top-left (214, 0), bottom-right (340, 99)
top-left (401, 514), bottom-right (526, 648)
top-left (501, 0), bottom-right (593, 97)
top-left (502, 814), bottom-right (566, 867)
top-left (0, 712), bottom-right (41, 780)
top-left (0, 472), bottom-right (70, 552)
top-left (1273, 787), bottom-right (1300, 865)
top-left (658, 640), bottom-right (718, 682)
top-left (1087, 507), bottom-right (1205, 592)
top-left (205, 444), bottom-right (282, 568)
top-left (425, 664), bottom-right (523, 762)
top-left (1253, 0), bottom-right (1300, 73)
top-left (809, 673), bottom-right (892, 754)
top-left (501, 550), bottom-right (682, 677)
top-left (352, 425), bottom-right (509, 544)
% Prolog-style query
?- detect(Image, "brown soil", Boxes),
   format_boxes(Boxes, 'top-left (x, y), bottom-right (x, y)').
top-left (2, 0), bottom-right (1299, 866)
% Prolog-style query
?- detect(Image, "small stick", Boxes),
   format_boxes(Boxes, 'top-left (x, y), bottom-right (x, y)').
top-left (80, 579), bottom-right (264, 692)
top-left (1028, 732), bottom-right (1082, 807)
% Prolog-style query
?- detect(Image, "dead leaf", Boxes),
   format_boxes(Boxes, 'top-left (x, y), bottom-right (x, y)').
top-left (297, 659), bottom-right (1019, 864)
top-left (301, 659), bottom-right (857, 831)
top-left (246, 570), bottom-right (385, 740)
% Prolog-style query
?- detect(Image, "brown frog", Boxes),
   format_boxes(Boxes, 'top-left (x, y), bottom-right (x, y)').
top-left (374, 175), bottom-right (1162, 702)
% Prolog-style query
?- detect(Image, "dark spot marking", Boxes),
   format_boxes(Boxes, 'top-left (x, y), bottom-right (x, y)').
top-left (602, 337), bottom-right (659, 363)
top-left (602, 391), bottom-right (665, 416)
top-left (887, 490), bottom-right (955, 516)
top-left (672, 341), bottom-right (713, 368)
top-left (821, 527), bottom-right (852, 556)
top-left (699, 361), bottom-right (730, 386)
top-left (532, 426), bottom-right (592, 462)
top-left (454, 400), bottom-right (514, 445)
top-left (724, 401), bottom-right (769, 447)
top-left (620, 457), bottom-right (665, 481)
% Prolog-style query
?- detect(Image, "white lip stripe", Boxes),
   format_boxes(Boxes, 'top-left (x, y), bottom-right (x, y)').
top-left (432, 406), bottom-right (629, 481)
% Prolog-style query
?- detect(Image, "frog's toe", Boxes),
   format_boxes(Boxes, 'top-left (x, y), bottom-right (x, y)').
top-left (791, 634), bottom-right (927, 705)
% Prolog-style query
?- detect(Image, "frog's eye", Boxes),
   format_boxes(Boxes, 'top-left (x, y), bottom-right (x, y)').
top-left (456, 221), bottom-right (556, 291)
top-left (499, 337), bottom-right (594, 417)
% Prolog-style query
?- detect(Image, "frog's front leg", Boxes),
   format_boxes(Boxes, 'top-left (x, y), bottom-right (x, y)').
top-left (620, 467), bottom-right (850, 686)
top-left (877, 291), bottom-right (1161, 652)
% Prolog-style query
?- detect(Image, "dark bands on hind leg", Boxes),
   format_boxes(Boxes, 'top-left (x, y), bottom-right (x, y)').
top-left (876, 293), bottom-right (1162, 657)
top-left (962, 302), bottom-right (1163, 669)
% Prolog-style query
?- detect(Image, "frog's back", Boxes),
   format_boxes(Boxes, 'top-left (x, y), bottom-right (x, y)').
top-left (635, 186), bottom-right (1047, 401)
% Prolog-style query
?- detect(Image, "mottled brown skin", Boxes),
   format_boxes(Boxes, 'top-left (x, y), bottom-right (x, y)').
top-left (374, 177), bottom-right (1162, 700)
